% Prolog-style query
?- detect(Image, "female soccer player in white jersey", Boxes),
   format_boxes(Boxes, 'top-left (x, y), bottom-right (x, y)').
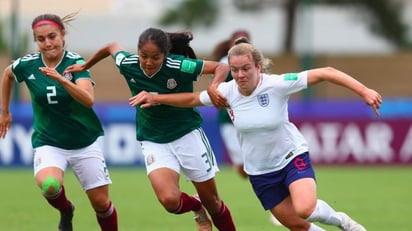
top-left (128, 42), bottom-right (382, 231)
top-left (213, 34), bottom-right (284, 227)
top-left (65, 27), bottom-right (236, 231)
top-left (0, 13), bottom-right (118, 231)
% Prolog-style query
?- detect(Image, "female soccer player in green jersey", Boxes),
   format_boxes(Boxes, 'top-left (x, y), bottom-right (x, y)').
top-left (65, 27), bottom-right (236, 231)
top-left (0, 13), bottom-right (118, 231)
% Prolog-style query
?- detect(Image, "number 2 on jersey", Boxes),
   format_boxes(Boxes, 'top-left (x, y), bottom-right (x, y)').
top-left (46, 86), bottom-right (58, 104)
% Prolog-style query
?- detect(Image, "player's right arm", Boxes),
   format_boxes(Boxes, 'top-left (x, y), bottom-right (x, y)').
top-left (0, 65), bottom-right (15, 138)
top-left (129, 90), bottom-right (203, 109)
top-left (65, 42), bottom-right (124, 73)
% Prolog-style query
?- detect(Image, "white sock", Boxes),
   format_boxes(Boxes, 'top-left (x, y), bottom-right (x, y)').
top-left (306, 199), bottom-right (342, 226)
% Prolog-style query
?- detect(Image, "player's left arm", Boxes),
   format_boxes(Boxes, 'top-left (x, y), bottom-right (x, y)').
top-left (307, 67), bottom-right (382, 116)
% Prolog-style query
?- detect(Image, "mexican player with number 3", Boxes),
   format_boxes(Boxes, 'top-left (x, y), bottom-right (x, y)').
top-left (65, 27), bottom-right (236, 231)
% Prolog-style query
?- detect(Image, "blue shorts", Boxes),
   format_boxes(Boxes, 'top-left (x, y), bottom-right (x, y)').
top-left (248, 152), bottom-right (315, 210)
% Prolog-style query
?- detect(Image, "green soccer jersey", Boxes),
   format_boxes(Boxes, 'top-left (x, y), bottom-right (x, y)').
top-left (114, 51), bottom-right (204, 143)
top-left (12, 51), bottom-right (104, 149)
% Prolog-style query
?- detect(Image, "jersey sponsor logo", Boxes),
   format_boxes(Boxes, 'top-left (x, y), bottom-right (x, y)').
top-left (28, 74), bottom-right (36, 80)
top-left (167, 78), bottom-right (177, 89)
top-left (283, 73), bottom-right (298, 80)
top-left (257, 93), bottom-right (269, 107)
top-left (180, 60), bottom-right (196, 73)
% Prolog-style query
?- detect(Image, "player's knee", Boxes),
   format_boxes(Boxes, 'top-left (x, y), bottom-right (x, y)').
top-left (159, 194), bottom-right (181, 213)
top-left (41, 176), bottom-right (61, 196)
top-left (295, 200), bottom-right (317, 219)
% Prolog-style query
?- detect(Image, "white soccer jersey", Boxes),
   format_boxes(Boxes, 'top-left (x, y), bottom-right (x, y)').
top-left (200, 72), bottom-right (310, 175)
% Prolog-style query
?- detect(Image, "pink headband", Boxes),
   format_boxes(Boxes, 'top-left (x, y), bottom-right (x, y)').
top-left (32, 20), bottom-right (63, 30)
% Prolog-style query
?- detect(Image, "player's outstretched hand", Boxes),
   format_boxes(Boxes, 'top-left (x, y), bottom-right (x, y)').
top-left (0, 112), bottom-right (12, 139)
top-left (207, 86), bottom-right (228, 109)
top-left (361, 88), bottom-right (382, 116)
top-left (129, 91), bottom-right (155, 108)
top-left (64, 63), bottom-right (87, 74)
top-left (39, 67), bottom-right (62, 81)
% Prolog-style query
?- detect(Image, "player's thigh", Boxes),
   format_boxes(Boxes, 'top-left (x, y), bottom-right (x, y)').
top-left (141, 141), bottom-right (181, 198)
top-left (289, 178), bottom-right (317, 214)
top-left (33, 145), bottom-right (68, 185)
top-left (69, 138), bottom-right (112, 191)
top-left (176, 128), bottom-right (219, 182)
top-left (271, 196), bottom-right (310, 230)
top-left (285, 153), bottom-right (317, 214)
top-left (141, 140), bottom-right (181, 175)
top-left (149, 167), bottom-right (180, 197)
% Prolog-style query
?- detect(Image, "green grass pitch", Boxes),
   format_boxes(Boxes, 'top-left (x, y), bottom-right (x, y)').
top-left (1, 165), bottom-right (411, 230)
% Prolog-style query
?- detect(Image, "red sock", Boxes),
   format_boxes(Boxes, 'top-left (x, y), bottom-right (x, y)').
top-left (44, 185), bottom-right (72, 213)
top-left (211, 201), bottom-right (236, 231)
top-left (97, 202), bottom-right (118, 231)
top-left (173, 192), bottom-right (202, 214)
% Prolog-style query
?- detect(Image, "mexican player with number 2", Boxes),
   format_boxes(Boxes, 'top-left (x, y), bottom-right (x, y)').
top-left (0, 13), bottom-right (118, 231)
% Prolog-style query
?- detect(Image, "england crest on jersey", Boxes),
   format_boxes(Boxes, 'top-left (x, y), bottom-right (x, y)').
top-left (257, 93), bottom-right (269, 107)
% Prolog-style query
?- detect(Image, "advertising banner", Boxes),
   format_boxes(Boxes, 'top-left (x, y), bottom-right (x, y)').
top-left (1, 100), bottom-right (411, 167)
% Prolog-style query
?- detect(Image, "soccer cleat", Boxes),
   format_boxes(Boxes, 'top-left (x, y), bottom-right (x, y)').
top-left (192, 194), bottom-right (212, 231)
top-left (337, 212), bottom-right (366, 231)
top-left (58, 201), bottom-right (75, 231)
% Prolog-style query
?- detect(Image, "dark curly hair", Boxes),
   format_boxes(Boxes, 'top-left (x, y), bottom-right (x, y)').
top-left (138, 28), bottom-right (196, 59)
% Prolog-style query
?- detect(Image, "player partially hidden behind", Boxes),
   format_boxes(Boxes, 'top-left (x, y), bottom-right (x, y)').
top-left (212, 30), bottom-right (251, 179)
top-left (0, 13), bottom-right (118, 231)
top-left (128, 42), bottom-right (381, 230)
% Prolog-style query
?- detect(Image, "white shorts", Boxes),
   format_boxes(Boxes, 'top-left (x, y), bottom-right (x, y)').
top-left (33, 137), bottom-right (112, 191)
top-left (141, 128), bottom-right (219, 182)
top-left (220, 123), bottom-right (243, 165)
